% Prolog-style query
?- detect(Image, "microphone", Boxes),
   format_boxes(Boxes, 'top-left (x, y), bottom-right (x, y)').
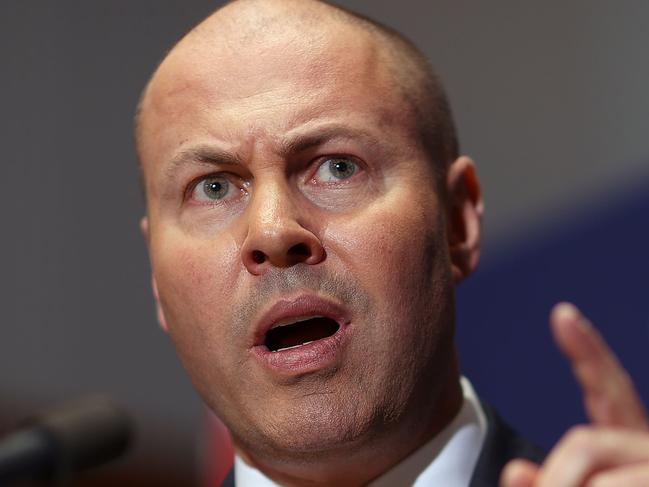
top-left (0, 395), bottom-right (133, 485)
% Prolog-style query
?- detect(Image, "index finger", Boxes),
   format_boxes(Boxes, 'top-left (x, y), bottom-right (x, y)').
top-left (550, 302), bottom-right (648, 430)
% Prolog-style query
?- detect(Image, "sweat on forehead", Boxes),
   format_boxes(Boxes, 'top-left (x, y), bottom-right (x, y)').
top-left (135, 0), bottom-right (458, 175)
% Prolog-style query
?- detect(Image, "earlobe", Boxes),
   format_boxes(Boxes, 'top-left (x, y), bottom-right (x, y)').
top-left (140, 216), bottom-right (149, 243)
top-left (446, 156), bottom-right (483, 283)
top-left (151, 275), bottom-right (170, 332)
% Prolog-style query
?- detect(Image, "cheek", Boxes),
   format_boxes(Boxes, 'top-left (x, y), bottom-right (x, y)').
top-left (327, 195), bottom-right (448, 289)
top-left (324, 194), bottom-right (453, 340)
top-left (149, 229), bottom-right (252, 411)
top-left (322, 193), bottom-right (455, 417)
top-left (150, 228), bottom-right (242, 346)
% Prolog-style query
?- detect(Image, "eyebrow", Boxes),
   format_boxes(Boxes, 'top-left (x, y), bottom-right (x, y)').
top-left (166, 145), bottom-right (243, 177)
top-left (280, 125), bottom-right (379, 156)
top-left (165, 125), bottom-right (381, 176)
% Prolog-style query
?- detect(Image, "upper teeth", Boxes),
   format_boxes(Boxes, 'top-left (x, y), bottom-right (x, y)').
top-left (270, 315), bottom-right (324, 329)
top-left (273, 341), bottom-right (314, 352)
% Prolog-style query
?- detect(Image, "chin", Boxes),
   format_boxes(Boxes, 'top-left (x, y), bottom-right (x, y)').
top-left (228, 387), bottom-right (391, 463)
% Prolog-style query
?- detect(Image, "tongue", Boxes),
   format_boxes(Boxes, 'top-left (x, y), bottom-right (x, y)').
top-left (265, 317), bottom-right (339, 352)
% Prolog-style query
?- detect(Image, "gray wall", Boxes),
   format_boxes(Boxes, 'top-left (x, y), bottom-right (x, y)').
top-left (1, 0), bottom-right (647, 477)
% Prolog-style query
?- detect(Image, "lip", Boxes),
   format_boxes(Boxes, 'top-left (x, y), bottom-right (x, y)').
top-left (250, 293), bottom-right (352, 375)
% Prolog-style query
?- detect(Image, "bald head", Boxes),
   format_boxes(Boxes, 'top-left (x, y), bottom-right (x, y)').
top-left (135, 0), bottom-right (458, 177)
top-left (135, 3), bottom-right (483, 482)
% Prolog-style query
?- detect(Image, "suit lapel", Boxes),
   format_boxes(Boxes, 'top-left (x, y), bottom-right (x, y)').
top-left (469, 401), bottom-right (545, 487)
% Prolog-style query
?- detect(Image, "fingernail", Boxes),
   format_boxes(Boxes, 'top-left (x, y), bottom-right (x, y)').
top-left (554, 302), bottom-right (591, 330)
top-left (554, 302), bottom-right (579, 320)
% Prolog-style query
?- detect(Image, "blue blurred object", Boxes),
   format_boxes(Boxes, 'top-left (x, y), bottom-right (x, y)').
top-left (457, 175), bottom-right (649, 449)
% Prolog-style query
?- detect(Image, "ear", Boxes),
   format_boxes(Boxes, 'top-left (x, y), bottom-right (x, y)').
top-left (445, 156), bottom-right (483, 283)
top-left (140, 216), bottom-right (169, 332)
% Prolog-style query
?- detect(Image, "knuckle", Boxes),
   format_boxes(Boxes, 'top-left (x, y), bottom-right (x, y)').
top-left (565, 425), bottom-right (592, 444)
top-left (563, 425), bottom-right (597, 455)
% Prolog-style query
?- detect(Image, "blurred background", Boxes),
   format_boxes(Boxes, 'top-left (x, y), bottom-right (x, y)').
top-left (1, 1), bottom-right (647, 485)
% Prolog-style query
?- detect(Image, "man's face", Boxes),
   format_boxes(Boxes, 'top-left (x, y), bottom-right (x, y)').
top-left (139, 23), bottom-right (458, 461)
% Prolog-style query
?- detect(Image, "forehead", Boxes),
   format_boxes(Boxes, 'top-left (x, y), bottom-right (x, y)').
top-left (137, 18), bottom-right (418, 175)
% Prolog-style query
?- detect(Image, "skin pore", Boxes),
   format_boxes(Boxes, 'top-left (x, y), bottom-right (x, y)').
top-left (136, 1), bottom-right (482, 485)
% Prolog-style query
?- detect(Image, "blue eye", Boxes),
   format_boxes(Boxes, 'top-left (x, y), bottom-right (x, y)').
top-left (315, 157), bottom-right (358, 182)
top-left (194, 175), bottom-right (231, 201)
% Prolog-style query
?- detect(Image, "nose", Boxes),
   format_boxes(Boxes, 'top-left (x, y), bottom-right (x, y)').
top-left (241, 183), bottom-right (325, 275)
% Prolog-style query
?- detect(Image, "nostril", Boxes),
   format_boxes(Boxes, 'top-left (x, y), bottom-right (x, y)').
top-left (252, 250), bottom-right (266, 264)
top-left (288, 243), bottom-right (310, 258)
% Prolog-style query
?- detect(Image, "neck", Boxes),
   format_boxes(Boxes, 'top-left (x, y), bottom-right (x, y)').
top-left (235, 354), bottom-right (463, 487)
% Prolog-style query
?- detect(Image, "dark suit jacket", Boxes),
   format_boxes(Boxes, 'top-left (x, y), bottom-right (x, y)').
top-left (221, 401), bottom-right (545, 487)
top-left (468, 401), bottom-right (545, 486)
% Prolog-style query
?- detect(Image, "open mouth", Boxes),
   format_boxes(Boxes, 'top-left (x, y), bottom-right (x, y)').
top-left (265, 316), bottom-right (340, 352)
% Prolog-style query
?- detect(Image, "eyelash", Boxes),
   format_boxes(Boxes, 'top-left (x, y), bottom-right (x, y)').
top-left (310, 155), bottom-right (364, 184)
top-left (187, 173), bottom-right (246, 204)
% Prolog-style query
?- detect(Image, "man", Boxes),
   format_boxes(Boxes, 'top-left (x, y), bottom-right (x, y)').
top-left (134, 0), bottom-right (649, 485)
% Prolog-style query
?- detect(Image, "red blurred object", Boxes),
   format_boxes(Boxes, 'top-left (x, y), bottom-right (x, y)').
top-left (201, 410), bottom-right (234, 487)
